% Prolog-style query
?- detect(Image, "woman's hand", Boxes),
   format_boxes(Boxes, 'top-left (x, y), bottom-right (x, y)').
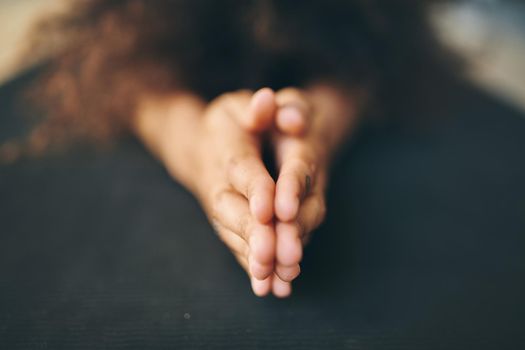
top-left (135, 89), bottom-right (285, 296)
top-left (133, 85), bottom-right (359, 297)
top-left (208, 85), bottom-right (359, 297)
top-left (192, 90), bottom-right (280, 296)
top-left (265, 85), bottom-right (360, 294)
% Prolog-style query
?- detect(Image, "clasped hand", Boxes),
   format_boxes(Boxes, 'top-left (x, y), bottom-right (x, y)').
top-left (139, 85), bottom-right (353, 297)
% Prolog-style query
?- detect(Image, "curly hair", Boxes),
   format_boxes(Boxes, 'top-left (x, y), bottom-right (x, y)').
top-left (7, 0), bottom-right (456, 157)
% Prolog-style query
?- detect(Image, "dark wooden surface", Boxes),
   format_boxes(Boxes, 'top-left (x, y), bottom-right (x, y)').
top-left (0, 73), bottom-right (524, 349)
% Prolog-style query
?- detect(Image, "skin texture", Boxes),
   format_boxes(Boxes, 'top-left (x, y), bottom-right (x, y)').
top-left (133, 84), bottom-right (359, 297)
top-left (9, 0), bottom-right (450, 298)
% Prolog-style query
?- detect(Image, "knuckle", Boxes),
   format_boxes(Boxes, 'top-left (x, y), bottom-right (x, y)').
top-left (284, 157), bottom-right (314, 179)
top-left (246, 180), bottom-right (258, 200)
top-left (227, 153), bottom-right (251, 168)
top-left (237, 215), bottom-right (252, 241)
top-left (210, 188), bottom-right (228, 220)
top-left (227, 153), bottom-right (254, 179)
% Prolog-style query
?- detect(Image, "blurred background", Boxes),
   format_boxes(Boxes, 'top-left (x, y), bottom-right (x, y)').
top-left (0, 0), bottom-right (524, 111)
top-left (0, 2), bottom-right (523, 348)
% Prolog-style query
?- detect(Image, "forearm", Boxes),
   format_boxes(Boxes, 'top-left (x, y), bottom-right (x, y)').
top-left (132, 92), bottom-right (206, 193)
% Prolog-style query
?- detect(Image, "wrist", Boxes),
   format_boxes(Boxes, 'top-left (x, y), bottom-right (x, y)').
top-left (134, 92), bottom-right (206, 192)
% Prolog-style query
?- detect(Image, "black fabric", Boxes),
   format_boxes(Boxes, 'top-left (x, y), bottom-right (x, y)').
top-left (1, 72), bottom-right (524, 349)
